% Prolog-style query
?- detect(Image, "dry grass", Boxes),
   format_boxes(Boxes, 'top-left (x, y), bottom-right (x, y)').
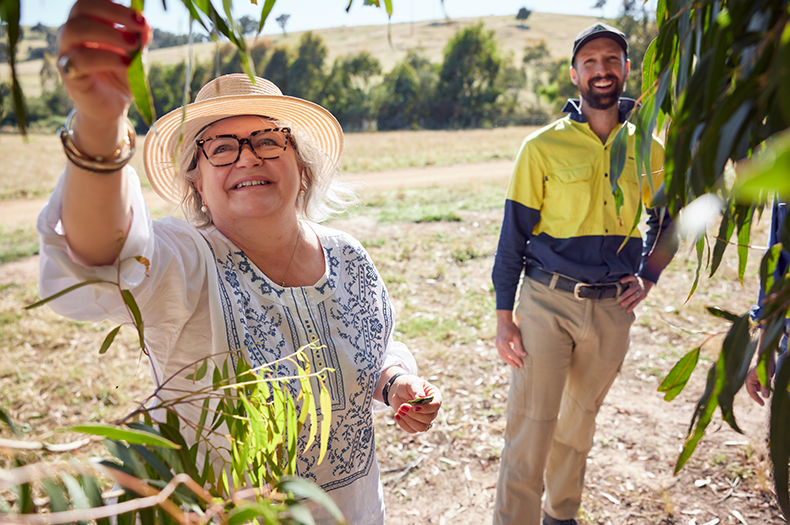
top-left (0, 123), bottom-right (785, 523)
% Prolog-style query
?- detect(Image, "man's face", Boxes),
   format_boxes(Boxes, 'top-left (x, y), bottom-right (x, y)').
top-left (571, 37), bottom-right (630, 110)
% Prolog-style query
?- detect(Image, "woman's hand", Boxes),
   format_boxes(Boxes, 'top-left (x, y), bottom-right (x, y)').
top-left (388, 375), bottom-right (442, 434)
top-left (58, 0), bottom-right (152, 150)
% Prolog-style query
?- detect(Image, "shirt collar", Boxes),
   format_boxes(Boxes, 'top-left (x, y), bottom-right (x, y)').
top-left (562, 97), bottom-right (637, 124)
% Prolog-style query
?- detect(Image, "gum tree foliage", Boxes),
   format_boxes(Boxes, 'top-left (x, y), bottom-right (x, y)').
top-left (516, 7), bottom-right (531, 26)
top-left (276, 13), bottom-right (291, 36)
top-left (287, 32), bottom-right (327, 101)
top-left (320, 51), bottom-right (382, 132)
top-left (375, 51), bottom-right (437, 130)
top-left (605, 0), bottom-right (790, 515)
top-left (432, 22), bottom-right (503, 129)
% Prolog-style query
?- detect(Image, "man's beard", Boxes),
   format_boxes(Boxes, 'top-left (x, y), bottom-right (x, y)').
top-left (580, 74), bottom-right (623, 110)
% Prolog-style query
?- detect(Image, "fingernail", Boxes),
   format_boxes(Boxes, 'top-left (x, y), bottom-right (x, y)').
top-left (121, 55), bottom-right (133, 66)
top-left (123, 32), bottom-right (139, 45)
top-left (414, 406), bottom-right (422, 412)
top-left (401, 405), bottom-right (410, 414)
top-left (132, 11), bottom-right (145, 24)
top-left (394, 414), bottom-right (401, 421)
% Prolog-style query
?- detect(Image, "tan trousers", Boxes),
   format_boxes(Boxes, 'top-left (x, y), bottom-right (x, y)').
top-left (493, 277), bottom-right (635, 525)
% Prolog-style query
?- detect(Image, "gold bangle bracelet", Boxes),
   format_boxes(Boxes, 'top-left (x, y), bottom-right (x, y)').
top-left (59, 109), bottom-right (137, 174)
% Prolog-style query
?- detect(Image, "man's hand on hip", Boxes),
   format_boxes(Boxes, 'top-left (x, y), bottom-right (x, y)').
top-left (496, 310), bottom-right (527, 368)
top-left (619, 275), bottom-right (654, 313)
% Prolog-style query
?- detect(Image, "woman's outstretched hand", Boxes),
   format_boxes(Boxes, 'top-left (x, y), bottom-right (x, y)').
top-left (389, 375), bottom-right (442, 434)
top-left (58, 0), bottom-right (152, 138)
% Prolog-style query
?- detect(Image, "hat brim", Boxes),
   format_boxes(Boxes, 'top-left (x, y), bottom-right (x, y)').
top-left (143, 94), bottom-right (343, 205)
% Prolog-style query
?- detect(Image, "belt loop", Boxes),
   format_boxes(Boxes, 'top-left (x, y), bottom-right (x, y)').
top-left (549, 273), bottom-right (559, 290)
top-left (614, 282), bottom-right (623, 299)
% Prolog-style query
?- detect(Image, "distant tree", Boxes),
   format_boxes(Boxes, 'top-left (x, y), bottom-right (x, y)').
top-left (539, 57), bottom-right (577, 111)
top-left (522, 39), bottom-right (551, 95)
top-left (320, 51), bottom-right (381, 131)
top-left (376, 61), bottom-right (420, 130)
top-left (263, 46), bottom-right (291, 93)
top-left (516, 7), bottom-right (532, 25)
top-left (432, 23), bottom-right (503, 128)
top-left (238, 15), bottom-right (258, 36)
top-left (591, 0), bottom-right (607, 18)
top-left (276, 14), bottom-right (291, 36)
top-left (31, 22), bottom-right (47, 34)
top-left (610, 0), bottom-right (656, 99)
top-left (288, 32), bottom-right (326, 100)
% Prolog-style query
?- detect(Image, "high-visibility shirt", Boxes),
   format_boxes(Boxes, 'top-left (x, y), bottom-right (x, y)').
top-left (493, 98), bottom-right (673, 311)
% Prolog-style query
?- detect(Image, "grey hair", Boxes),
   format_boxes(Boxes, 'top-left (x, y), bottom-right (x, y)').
top-left (174, 117), bottom-right (357, 228)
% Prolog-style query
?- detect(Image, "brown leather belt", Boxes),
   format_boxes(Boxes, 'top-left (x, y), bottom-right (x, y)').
top-left (525, 266), bottom-right (623, 300)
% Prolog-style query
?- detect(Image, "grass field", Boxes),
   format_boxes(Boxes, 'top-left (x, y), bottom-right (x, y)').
top-left (0, 125), bottom-right (784, 523)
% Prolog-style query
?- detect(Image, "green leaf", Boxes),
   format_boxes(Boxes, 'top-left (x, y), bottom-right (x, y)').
top-left (706, 306), bottom-right (740, 322)
top-left (278, 477), bottom-right (347, 523)
top-left (610, 123), bottom-right (629, 203)
top-left (685, 235), bottom-right (705, 304)
top-left (69, 424), bottom-right (180, 449)
top-left (735, 136), bottom-right (790, 201)
top-left (0, 407), bottom-right (21, 436)
top-left (129, 444), bottom-right (174, 482)
top-left (735, 206), bottom-right (753, 285)
top-left (80, 474), bottom-right (110, 525)
top-left (318, 379), bottom-right (331, 464)
top-left (121, 289), bottom-right (146, 352)
top-left (675, 361), bottom-right (721, 473)
top-left (61, 473), bottom-right (90, 511)
top-left (128, 51), bottom-right (155, 126)
top-left (41, 478), bottom-right (69, 513)
top-left (760, 244), bottom-right (784, 296)
top-left (710, 206), bottom-right (734, 277)
top-left (105, 439), bottom-right (149, 480)
top-left (658, 347), bottom-right (700, 401)
top-left (25, 279), bottom-right (114, 310)
top-left (717, 314), bottom-right (753, 433)
top-left (186, 359), bottom-right (208, 381)
top-left (770, 350), bottom-right (790, 517)
top-left (257, 0), bottom-right (276, 33)
top-left (0, 0), bottom-right (27, 135)
top-left (99, 326), bottom-right (122, 355)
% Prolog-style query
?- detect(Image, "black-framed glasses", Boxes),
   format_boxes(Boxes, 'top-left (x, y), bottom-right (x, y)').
top-left (196, 127), bottom-right (291, 167)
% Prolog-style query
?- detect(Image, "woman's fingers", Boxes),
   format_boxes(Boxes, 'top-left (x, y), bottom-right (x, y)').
top-left (60, 15), bottom-right (143, 58)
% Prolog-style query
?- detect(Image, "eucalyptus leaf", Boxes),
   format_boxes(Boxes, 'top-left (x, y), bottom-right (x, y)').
top-left (69, 424), bottom-right (180, 449)
top-left (658, 347), bottom-right (700, 401)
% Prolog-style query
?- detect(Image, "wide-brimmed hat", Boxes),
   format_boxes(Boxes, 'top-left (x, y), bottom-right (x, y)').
top-left (143, 74), bottom-right (343, 205)
top-left (571, 22), bottom-right (628, 64)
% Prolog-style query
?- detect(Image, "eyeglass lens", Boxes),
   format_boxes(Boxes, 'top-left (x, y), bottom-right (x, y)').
top-left (201, 128), bottom-right (289, 166)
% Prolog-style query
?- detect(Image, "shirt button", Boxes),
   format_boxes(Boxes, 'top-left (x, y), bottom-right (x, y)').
top-left (309, 334), bottom-right (319, 342)
top-left (604, 173), bottom-right (608, 177)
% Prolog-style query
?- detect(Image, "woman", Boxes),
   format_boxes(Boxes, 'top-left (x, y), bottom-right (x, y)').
top-left (40, 1), bottom-right (442, 523)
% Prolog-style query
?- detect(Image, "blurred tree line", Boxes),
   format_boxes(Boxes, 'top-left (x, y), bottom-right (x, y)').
top-left (1, 4), bottom-right (653, 134)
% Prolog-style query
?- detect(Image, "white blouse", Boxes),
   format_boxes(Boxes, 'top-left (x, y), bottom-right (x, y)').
top-left (37, 168), bottom-right (417, 525)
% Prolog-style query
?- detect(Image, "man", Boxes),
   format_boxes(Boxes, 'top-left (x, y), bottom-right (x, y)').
top-left (491, 23), bottom-right (676, 525)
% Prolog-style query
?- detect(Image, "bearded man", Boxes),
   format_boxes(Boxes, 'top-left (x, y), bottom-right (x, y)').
top-left (491, 23), bottom-right (676, 525)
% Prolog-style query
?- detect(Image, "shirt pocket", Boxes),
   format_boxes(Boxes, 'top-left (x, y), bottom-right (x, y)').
top-left (542, 165), bottom-right (595, 235)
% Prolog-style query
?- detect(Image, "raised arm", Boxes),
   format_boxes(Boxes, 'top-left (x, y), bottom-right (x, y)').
top-left (57, 0), bottom-right (151, 266)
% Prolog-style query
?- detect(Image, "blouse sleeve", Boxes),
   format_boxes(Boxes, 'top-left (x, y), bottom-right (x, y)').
top-left (37, 168), bottom-right (208, 365)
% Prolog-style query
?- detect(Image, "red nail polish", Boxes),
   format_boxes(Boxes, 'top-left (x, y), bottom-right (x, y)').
top-left (121, 55), bottom-right (133, 66)
top-left (394, 415), bottom-right (400, 421)
top-left (123, 32), bottom-right (138, 45)
top-left (132, 11), bottom-right (145, 25)
top-left (414, 406), bottom-right (422, 412)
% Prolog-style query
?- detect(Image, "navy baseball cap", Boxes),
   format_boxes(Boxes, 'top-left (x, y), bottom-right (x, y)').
top-left (571, 23), bottom-right (628, 64)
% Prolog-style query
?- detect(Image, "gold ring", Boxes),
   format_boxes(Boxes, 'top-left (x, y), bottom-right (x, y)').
top-left (57, 54), bottom-right (82, 79)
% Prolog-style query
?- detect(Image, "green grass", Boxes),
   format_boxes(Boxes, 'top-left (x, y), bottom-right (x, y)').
top-left (0, 225), bottom-right (39, 263)
top-left (350, 181), bottom-right (507, 223)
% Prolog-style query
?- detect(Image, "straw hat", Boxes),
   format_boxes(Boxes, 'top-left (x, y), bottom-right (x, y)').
top-left (143, 74), bottom-right (344, 205)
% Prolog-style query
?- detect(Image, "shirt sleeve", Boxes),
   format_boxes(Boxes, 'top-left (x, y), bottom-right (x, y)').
top-left (638, 136), bottom-right (678, 284)
top-left (492, 139), bottom-right (543, 311)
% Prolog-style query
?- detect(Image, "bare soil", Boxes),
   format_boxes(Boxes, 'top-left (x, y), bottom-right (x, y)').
top-left (1, 161), bottom-right (784, 525)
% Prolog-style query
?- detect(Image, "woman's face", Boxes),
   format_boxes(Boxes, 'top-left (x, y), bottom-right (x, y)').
top-left (193, 115), bottom-right (301, 231)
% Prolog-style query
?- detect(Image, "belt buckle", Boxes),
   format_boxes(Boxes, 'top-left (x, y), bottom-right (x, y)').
top-left (573, 282), bottom-right (588, 300)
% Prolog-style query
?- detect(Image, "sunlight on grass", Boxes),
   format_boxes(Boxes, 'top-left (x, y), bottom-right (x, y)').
top-left (0, 224), bottom-right (39, 263)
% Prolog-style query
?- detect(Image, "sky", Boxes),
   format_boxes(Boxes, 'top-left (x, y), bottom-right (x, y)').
top-left (19, 0), bottom-right (643, 36)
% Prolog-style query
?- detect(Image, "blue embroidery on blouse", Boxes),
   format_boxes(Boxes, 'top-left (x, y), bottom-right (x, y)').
top-left (211, 228), bottom-right (390, 494)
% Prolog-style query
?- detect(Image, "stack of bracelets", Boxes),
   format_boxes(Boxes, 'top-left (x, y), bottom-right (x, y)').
top-left (59, 109), bottom-right (137, 174)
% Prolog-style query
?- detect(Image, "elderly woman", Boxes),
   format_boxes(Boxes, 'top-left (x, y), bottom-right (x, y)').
top-left (39, 1), bottom-right (441, 523)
